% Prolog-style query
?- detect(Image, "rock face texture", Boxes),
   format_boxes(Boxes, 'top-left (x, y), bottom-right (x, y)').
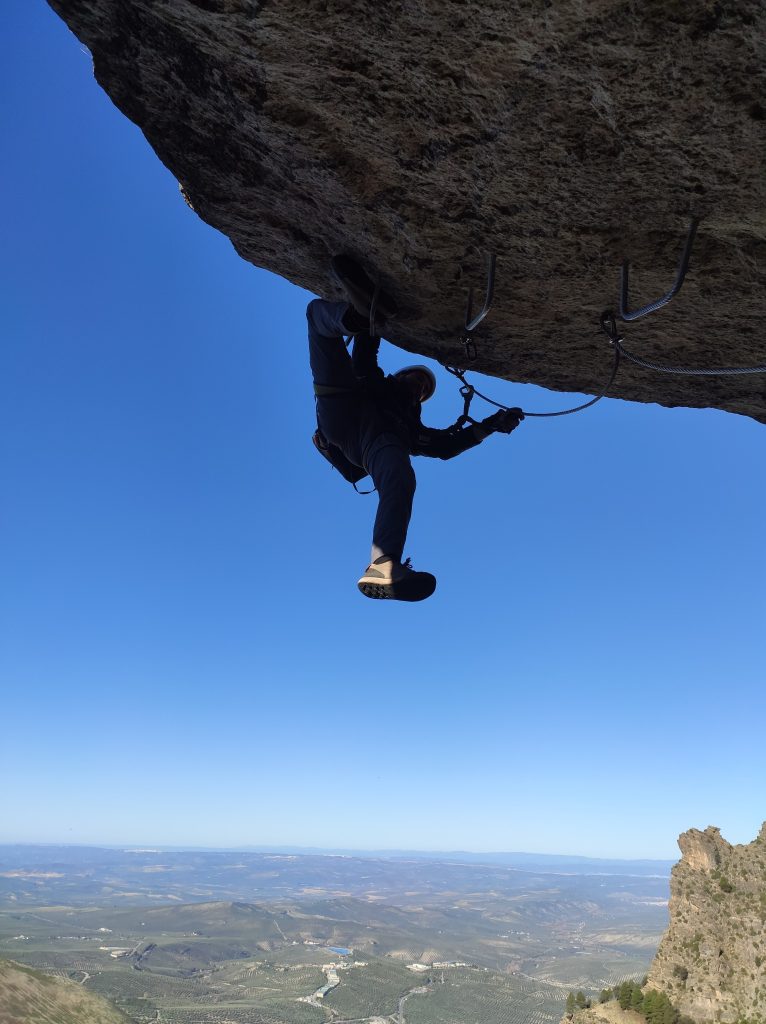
top-left (47, 0), bottom-right (765, 421)
top-left (646, 823), bottom-right (766, 1023)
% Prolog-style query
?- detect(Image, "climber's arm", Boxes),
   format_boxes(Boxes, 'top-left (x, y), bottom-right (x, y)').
top-left (415, 423), bottom-right (487, 460)
top-left (416, 408), bottom-right (524, 460)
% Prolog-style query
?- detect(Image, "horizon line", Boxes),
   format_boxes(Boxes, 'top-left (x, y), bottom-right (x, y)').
top-left (0, 839), bottom-right (676, 863)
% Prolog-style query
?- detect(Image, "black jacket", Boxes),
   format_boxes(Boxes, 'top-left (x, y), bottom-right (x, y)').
top-left (352, 333), bottom-right (483, 461)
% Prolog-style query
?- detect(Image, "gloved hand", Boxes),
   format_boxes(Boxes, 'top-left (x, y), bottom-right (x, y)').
top-left (480, 408), bottom-right (524, 434)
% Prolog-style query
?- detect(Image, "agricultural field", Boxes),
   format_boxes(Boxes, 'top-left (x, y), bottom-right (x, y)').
top-left (0, 845), bottom-right (666, 1023)
top-left (0, 931), bottom-right (651, 1024)
top-left (523, 952), bottom-right (653, 990)
top-left (323, 956), bottom-right (416, 1017)
top-left (406, 968), bottom-right (565, 1024)
top-left (0, 913), bottom-right (657, 1023)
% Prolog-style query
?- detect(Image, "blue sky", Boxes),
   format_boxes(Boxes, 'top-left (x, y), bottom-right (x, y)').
top-left (1, 2), bottom-right (764, 860)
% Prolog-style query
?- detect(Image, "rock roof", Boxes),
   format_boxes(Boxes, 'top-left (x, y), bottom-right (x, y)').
top-left (47, 0), bottom-right (766, 421)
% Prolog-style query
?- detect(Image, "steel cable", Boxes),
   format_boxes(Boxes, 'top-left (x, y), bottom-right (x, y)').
top-left (444, 325), bottom-right (765, 426)
top-left (613, 339), bottom-right (766, 376)
top-left (445, 345), bottom-right (621, 420)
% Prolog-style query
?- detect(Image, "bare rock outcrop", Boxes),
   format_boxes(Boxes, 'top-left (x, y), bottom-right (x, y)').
top-left (646, 823), bottom-right (766, 1022)
top-left (46, 1), bottom-right (765, 421)
top-left (562, 1002), bottom-right (646, 1024)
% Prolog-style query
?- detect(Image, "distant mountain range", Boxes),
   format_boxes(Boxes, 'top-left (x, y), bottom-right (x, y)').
top-left (0, 843), bottom-right (674, 876)
top-left (237, 846), bottom-right (675, 874)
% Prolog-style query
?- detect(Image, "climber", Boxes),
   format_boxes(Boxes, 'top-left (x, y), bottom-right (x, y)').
top-left (308, 256), bottom-right (524, 603)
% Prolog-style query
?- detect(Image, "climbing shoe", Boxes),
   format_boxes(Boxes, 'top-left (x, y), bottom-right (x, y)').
top-left (357, 556), bottom-right (436, 602)
top-left (330, 254), bottom-right (398, 325)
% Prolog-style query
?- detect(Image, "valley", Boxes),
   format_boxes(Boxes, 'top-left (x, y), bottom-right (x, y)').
top-left (0, 846), bottom-right (669, 1024)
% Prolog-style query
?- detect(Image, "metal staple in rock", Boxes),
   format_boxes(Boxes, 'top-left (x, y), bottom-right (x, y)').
top-left (445, 313), bottom-right (766, 426)
top-left (441, 221), bottom-right (765, 425)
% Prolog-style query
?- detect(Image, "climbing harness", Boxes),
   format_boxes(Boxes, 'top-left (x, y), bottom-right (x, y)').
top-left (443, 218), bottom-right (766, 424)
top-left (312, 427), bottom-right (375, 493)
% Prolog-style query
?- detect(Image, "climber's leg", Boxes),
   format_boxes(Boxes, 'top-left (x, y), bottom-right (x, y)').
top-left (365, 440), bottom-right (417, 565)
top-left (306, 298), bottom-right (357, 390)
top-left (354, 438), bottom-right (435, 602)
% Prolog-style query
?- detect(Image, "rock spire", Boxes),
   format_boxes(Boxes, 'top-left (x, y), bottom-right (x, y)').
top-left (647, 822), bottom-right (766, 1022)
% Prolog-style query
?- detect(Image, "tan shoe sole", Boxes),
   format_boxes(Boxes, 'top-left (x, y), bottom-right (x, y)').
top-left (357, 575), bottom-right (436, 602)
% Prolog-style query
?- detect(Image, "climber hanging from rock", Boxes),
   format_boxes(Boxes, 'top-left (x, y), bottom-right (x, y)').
top-left (308, 255), bottom-right (524, 603)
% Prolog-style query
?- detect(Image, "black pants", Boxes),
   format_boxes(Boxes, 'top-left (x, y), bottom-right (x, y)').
top-left (307, 299), bottom-right (415, 563)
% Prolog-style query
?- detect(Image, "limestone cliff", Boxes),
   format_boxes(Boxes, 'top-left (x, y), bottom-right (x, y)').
top-left (46, 1), bottom-right (765, 421)
top-left (646, 823), bottom-right (766, 1023)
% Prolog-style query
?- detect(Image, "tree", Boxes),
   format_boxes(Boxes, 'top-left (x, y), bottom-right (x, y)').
top-left (619, 982), bottom-right (634, 1010)
top-left (659, 994), bottom-right (678, 1024)
top-left (630, 985), bottom-right (644, 1013)
top-left (566, 992), bottom-right (576, 1014)
top-left (643, 990), bottom-right (659, 1024)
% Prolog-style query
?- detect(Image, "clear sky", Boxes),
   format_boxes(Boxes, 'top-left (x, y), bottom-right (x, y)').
top-left (2, 2), bottom-right (764, 861)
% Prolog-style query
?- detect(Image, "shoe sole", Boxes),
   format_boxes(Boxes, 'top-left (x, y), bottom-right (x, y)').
top-left (358, 577), bottom-right (436, 602)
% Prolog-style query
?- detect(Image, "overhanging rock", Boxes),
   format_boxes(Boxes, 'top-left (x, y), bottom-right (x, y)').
top-left (47, 0), bottom-right (766, 422)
